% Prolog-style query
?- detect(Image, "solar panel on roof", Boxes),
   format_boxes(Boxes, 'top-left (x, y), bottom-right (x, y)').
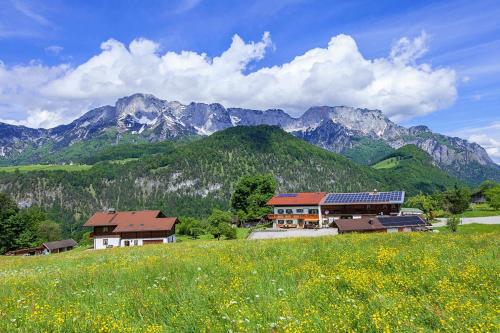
top-left (378, 216), bottom-right (425, 227)
top-left (323, 191), bottom-right (404, 204)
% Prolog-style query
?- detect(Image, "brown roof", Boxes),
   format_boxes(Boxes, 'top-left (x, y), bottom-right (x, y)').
top-left (267, 192), bottom-right (326, 206)
top-left (334, 217), bottom-right (385, 232)
top-left (43, 239), bottom-right (78, 251)
top-left (83, 210), bottom-right (177, 233)
top-left (335, 215), bottom-right (428, 233)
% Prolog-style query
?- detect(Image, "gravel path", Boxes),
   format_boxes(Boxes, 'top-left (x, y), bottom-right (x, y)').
top-left (432, 216), bottom-right (500, 227)
top-left (248, 228), bottom-right (338, 240)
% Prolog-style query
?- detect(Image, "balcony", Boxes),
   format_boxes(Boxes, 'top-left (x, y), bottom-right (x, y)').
top-left (267, 214), bottom-right (319, 220)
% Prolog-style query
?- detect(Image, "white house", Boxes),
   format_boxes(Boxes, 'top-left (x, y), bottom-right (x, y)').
top-left (84, 210), bottom-right (177, 250)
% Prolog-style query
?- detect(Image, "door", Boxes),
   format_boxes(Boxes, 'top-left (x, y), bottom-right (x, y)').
top-left (298, 219), bottom-right (304, 228)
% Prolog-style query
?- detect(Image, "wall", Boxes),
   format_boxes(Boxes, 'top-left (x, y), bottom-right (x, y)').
top-left (93, 235), bottom-right (176, 250)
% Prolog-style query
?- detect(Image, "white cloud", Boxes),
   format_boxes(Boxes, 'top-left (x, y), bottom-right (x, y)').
top-left (45, 45), bottom-right (63, 55)
top-left (453, 121), bottom-right (500, 164)
top-left (0, 31), bottom-right (457, 128)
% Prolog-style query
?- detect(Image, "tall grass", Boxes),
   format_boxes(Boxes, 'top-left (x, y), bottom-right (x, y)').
top-left (0, 227), bottom-right (498, 332)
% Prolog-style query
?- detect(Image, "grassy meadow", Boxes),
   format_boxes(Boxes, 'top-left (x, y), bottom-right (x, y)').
top-left (0, 164), bottom-right (92, 173)
top-left (1, 227), bottom-right (499, 332)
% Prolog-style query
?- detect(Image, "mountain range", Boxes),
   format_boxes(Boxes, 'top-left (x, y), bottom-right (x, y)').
top-left (1, 93), bottom-right (498, 184)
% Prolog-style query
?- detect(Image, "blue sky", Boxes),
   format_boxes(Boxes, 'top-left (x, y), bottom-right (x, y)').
top-left (0, 0), bottom-right (499, 160)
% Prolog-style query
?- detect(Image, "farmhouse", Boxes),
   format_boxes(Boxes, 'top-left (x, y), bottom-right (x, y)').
top-left (267, 191), bottom-right (412, 229)
top-left (267, 192), bottom-right (326, 229)
top-left (334, 215), bottom-right (430, 233)
top-left (5, 239), bottom-right (78, 256)
top-left (84, 210), bottom-right (177, 250)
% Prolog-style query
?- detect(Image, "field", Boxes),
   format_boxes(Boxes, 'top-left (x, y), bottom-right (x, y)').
top-left (461, 204), bottom-right (500, 218)
top-left (372, 157), bottom-right (400, 169)
top-left (1, 227), bottom-right (499, 332)
top-left (0, 164), bottom-right (92, 173)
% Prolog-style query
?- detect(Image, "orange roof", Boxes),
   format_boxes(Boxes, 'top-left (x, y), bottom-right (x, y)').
top-left (267, 192), bottom-right (327, 206)
top-left (83, 210), bottom-right (177, 232)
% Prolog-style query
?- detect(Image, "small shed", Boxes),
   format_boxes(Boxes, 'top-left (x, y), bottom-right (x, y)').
top-left (42, 239), bottom-right (78, 254)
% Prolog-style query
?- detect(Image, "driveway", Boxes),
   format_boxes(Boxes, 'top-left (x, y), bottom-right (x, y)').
top-left (432, 216), bottom-right (500, 227)
top-left (248, 228), bottom-right (338, 240)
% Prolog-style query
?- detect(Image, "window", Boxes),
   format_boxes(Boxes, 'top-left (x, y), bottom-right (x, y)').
top-left (308, 209), bottom-right (318, 214)
top-left (286, 220), bottom-right (294, 224)
top-left (103, 226), bottom-right (108, 232)
top-left (285, 209), bottom-right (293, 214)
top-left (134, 239), bottom-right (138, 246)
top-left (124, 240), bottom-right (130, 247)
top-left (103, 239), bottom-right (108, 246)
top-left (296, 209), bottom-right (304, 213)
top-left (277, 209), bottom-right (284, 214)
top-left (277, 220), bottom-right (285, 224)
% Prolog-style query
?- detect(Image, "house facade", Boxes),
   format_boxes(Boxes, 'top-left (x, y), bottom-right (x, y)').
top-left (266, 192), bottom-right (326, 229)
top-left (83, 210), bottom-right (177, 250)
top-left (267, 191), bottom-right (406, 229)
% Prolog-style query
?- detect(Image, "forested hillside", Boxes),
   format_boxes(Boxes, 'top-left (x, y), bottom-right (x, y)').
top-left (373, 145), bottom-right (464, 194)
top-left (0, 126), bottom-right (383, 237)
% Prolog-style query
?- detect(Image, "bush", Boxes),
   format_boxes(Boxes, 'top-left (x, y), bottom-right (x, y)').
top-left (446, 215), bottom-right (460, 232)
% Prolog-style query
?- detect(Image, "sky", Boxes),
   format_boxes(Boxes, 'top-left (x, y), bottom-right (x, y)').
top-left (0, 0), bottom-right (499, 162)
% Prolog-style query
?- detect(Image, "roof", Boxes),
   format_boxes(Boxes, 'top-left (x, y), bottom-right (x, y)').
top-left (267, 192), bottom-right (327, 206)
top-left (320, 191), bottom-right (405, 205)
top-left (334, 218), bottom-right (385, 232)
top-left (334, 215), bottom-right (428, 232)
top-left (83, 210), bottom-right (177, 232)
top-left (43, 239), bottom-right (78, 251)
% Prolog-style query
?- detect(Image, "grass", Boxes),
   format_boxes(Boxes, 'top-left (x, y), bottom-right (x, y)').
top-left (1, 229), bottom-right (498, 332)
top-left (372, 157), bottom-right (400, 169)
top-left (433, 223), bottom-right (500, 234)
top-left (460, 203), bottom-right (500, 218)
top-left (176, 228), bottom-right (250, 243)
top-left (0, 164), bottom-right (92, 173)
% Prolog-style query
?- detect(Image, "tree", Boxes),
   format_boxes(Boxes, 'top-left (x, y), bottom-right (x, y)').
top-left (0, 192), bottom-right (18, 222)
top-left (446, 215), bottom-right (460, 232)
top-left (207, 209), bottom-right (236, 240)
top-left (37, 220), bottom-right (62, 243)
top-left (0, 208), bottom-right (47, 253)
top-left (230, 174), bottom-right (277, 223)
top-left (177, 217), bottom-right (208, 239)
top-left (442, 185), bottom-right (471, 215)
top-left (484, 185), bottom-right (500, 210)
top-left (405, 193), bottom-right (439, 220)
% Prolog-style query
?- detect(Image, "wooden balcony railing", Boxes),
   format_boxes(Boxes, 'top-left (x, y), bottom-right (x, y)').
top-left (267, 214), bottom-right (319, 220)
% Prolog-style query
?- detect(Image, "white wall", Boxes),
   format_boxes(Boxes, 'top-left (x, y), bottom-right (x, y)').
top-left (273, 206), bottom-right (320, 226)
top-left (94, 235), bottom-right (176, 250)
top-left (94, 237), bottom-right (120, 250)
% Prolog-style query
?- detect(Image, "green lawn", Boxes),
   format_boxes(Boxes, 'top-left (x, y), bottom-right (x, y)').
top-left (176, 228), bottom-right (250, 243)
top-left (372, 157), bottom-right (400, 169)
top-left (0, 164), bottom-right (92, 173)
top-left (1, 228), bottom-right (498, 332)
top-left (433, 223), bottom-right (500, 234)
top-left (460, 203), bottom-right (500, 218)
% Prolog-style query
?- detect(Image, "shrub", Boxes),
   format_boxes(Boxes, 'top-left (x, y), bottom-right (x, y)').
top-left (446, 215), bottom-right (460, 232)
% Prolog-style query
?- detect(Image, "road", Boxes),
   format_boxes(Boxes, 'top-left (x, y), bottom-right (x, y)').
top-left (432, 216), bottom-right (500, 227)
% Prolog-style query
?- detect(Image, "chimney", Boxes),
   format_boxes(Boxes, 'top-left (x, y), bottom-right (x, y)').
top-left (107, 208), bottom-right (116, 214)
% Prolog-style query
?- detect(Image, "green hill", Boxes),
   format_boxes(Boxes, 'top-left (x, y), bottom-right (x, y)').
top-left (0, 126), bottom-right (381, 237)
top-left (0, 226), bottom-right (498, 332)
top-left (373, 145), bottom-right (463, 194)
top-left (0, 127), bottom-right (464, 238)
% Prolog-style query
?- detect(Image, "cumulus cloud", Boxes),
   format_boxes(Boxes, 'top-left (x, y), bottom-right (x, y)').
top-left (0, 31), bottom-right (457, 128)
top-left (453, 121), bottom-right (500, 164)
